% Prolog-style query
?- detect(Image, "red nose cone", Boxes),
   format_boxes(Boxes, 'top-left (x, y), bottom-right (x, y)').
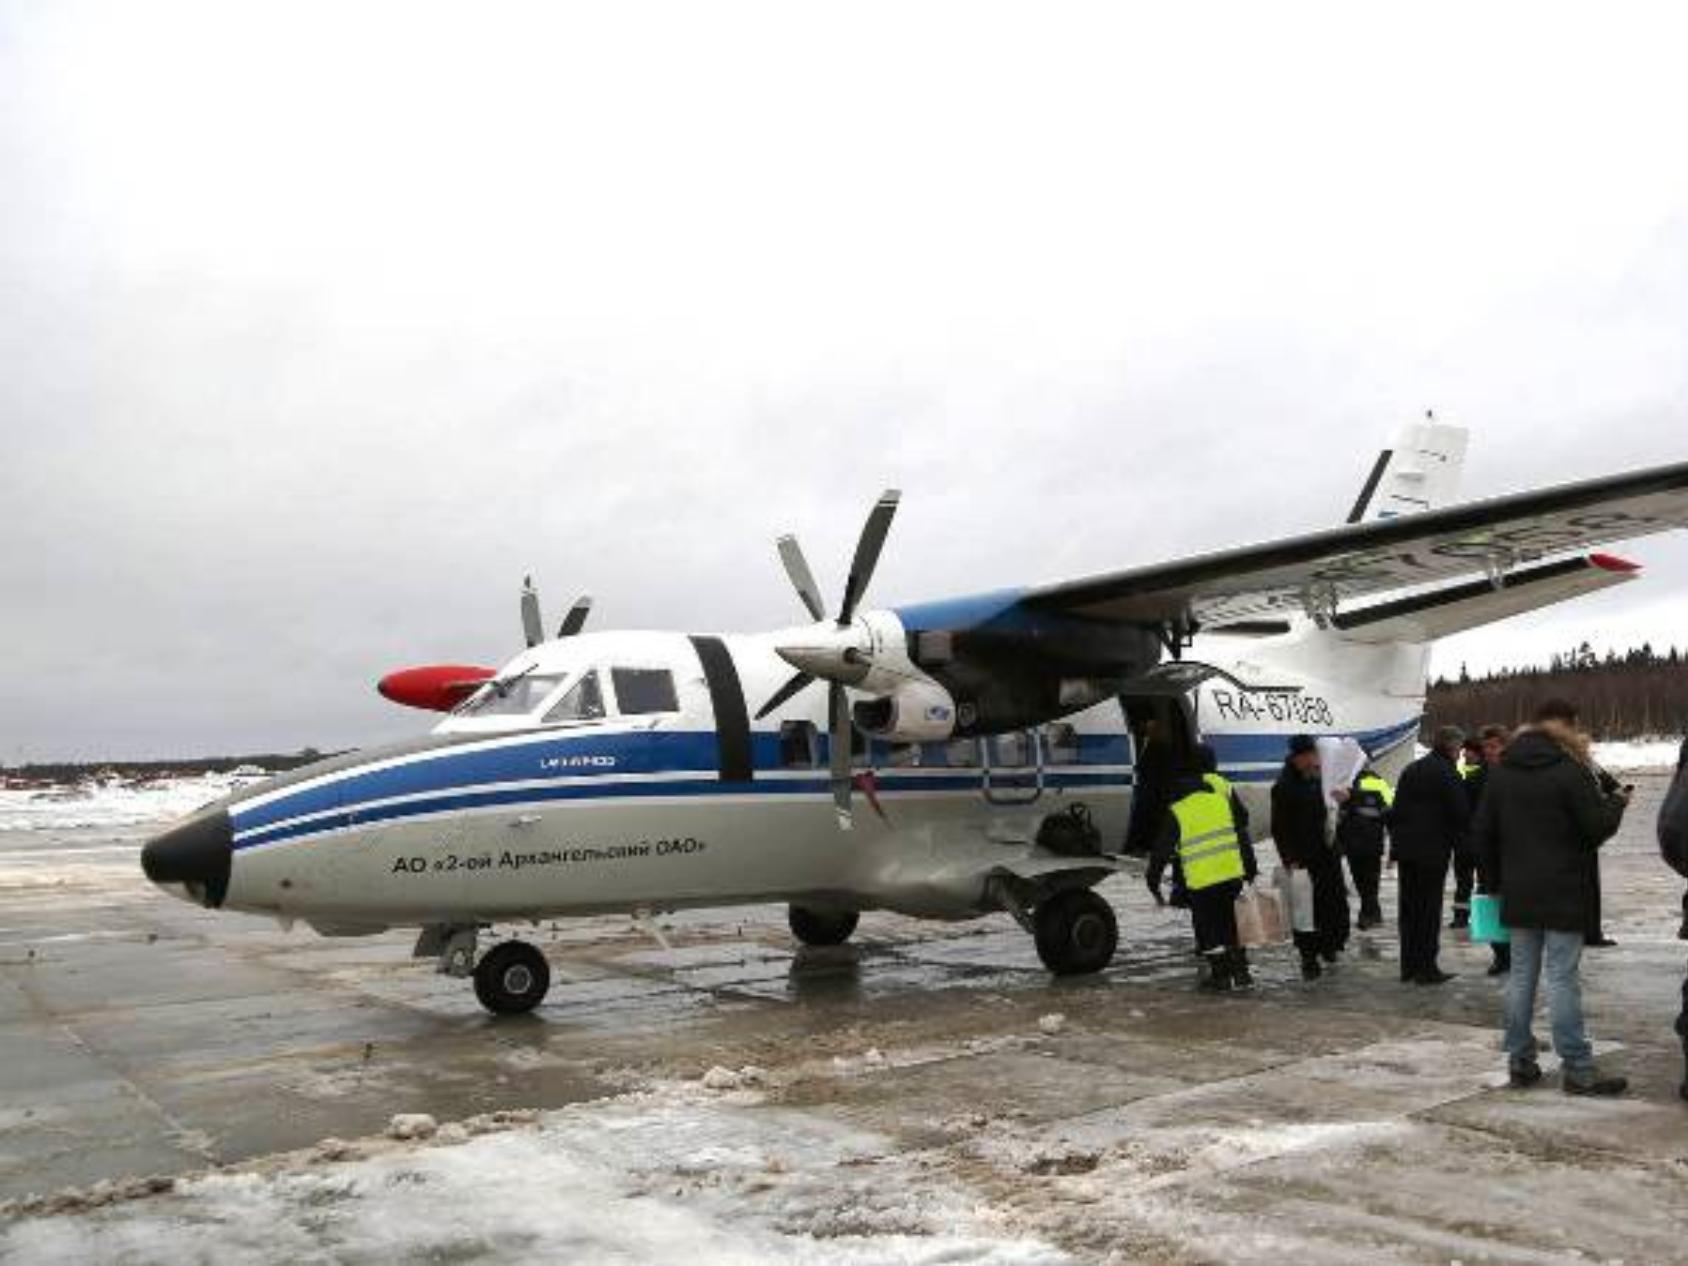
top-left (377, 664), bottom-right (497, 712)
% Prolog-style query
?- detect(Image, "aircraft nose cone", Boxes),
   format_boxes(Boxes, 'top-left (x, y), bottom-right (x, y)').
top-left (141, 806), bottom-right (233, 908)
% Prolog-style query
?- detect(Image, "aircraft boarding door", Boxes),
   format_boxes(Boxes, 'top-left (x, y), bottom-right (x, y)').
top-left (982, 729), bottom-right (1044, 806)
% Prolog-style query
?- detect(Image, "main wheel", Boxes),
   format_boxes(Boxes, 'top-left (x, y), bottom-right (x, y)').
top-left (788, 905), bottom-right (860, 947)
top-left (473, 940), bottom-right (551, 1015)
top-left (1033, 889), bottom-right (1118, 976)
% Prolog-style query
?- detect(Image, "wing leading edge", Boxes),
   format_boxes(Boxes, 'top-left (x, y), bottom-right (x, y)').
top-left (1022, 456), bottom-right (1688, 630)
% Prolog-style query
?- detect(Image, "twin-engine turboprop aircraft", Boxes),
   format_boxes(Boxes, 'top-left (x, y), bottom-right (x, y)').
top-left (143, 423), bottom-right (1688, 1013)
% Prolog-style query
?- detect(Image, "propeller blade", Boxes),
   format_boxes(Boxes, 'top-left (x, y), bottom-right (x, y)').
top-left (557, 595), bottom-right (593, 638)
top-left (754, 669), bottom-right (816, 720)
top-left (838, 489), bottom-right (901, 625)
top-left (829, 682), bottom-right (853, 831)
top-left (520, 576), bottom-right (545, 648)
top-left (776, 534), bottom-right (827, 622)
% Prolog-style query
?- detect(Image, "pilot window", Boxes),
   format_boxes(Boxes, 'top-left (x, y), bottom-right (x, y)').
top-left (779, 720), bottom-right (820, 768)
top-left (544, 671), bottom-right (606, 724)
top-left (461, 674), bottom-right (561, 717)
top-left (612, 667), bottom-right (678, 715)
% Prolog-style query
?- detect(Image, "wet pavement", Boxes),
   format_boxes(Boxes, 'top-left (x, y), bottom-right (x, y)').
top-left (4, 774), bottom-right (1688, 1262)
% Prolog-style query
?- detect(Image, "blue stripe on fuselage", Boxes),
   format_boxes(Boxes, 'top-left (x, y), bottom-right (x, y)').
top-left (230, 716), bottom-right (1418, 852)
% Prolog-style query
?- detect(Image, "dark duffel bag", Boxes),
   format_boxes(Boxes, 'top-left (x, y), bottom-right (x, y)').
top-left (1037, 803), bottom-right (1103, 857)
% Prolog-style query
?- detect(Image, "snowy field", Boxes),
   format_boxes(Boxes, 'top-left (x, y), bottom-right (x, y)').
top-left (3, 760), bottom-right (1688, 1264)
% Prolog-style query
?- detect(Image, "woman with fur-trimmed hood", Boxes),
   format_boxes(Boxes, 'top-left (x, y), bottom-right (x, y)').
top-left (1472, 699), bottom-right (1630, 1095)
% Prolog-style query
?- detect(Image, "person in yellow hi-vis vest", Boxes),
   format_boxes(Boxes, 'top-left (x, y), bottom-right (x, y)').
top-left (1337, 764), bottom-right (1394, 929)
top-left (1147, 743), bottom-right (1259, 991)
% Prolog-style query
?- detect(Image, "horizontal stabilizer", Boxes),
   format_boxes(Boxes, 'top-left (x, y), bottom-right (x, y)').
top-left (1331, 554), bottom-right (1638, 644)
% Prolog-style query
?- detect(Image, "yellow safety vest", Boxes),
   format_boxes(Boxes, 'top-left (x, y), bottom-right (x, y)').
top-left (1356, 771), bottom-right (1394, 807)
top-left (1203, 772), bottom-right (1233, 799)
top-left (1172, 787), bottom-right (1245, 890)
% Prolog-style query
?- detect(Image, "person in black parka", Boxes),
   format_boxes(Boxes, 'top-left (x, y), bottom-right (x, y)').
top-left (1391, 725), bottom-right (1470, 985)
top-left (1473, 699), bottom-right (1629, 1095)
top-left (1271, 734), bottom-right (1348, 979)
top-left (1657, 735), bottom-right (1688, 1103)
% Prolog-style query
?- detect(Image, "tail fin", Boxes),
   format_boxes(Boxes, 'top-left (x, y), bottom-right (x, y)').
top-left (1346, 417), bottom-right (1469, 524)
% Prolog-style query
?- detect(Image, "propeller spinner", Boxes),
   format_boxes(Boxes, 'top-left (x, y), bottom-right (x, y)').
top-left (756, 489), bottom-right (901, 830)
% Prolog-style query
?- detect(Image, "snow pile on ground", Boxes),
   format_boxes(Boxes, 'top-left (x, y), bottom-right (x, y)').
top-left (1593, 737), bottom-right (1685, 771)
top-left (0, 771), bottom-right (267, 832)
top-left (1, 1087), bottom-right (1069, 1266)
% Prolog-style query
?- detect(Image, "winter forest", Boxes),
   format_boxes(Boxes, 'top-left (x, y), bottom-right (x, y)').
top-left (1426, 643), bottom-right (1688, 739)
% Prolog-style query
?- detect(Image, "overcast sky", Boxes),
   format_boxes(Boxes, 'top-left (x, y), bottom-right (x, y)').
top-left (4, 2), bottom-right (1688, 762)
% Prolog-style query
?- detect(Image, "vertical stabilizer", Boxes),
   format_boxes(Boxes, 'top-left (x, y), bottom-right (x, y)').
top-left (1346, 418), bottom-right (1469, 523)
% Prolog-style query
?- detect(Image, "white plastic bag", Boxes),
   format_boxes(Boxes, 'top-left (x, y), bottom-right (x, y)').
top-left (1275, 866), bottom-right (1317, 933)
top-left (1235, 885), bottom-right (1289, 947)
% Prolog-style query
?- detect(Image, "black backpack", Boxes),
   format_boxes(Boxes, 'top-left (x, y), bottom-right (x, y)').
top-left (1037, 803), bottom-right (1103, 857)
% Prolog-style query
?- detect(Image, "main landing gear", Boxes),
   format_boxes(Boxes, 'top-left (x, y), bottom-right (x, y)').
top-left (1033, 889), bottom-right (1118, 976)
top-left (788, 905), bottom-right (859, 947)
top-left (416, 925), bottom-right (552, 1015)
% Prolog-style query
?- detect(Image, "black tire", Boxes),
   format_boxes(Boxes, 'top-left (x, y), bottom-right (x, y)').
top-left (473, 941), bottom-right (551, 1015)
top-left (1033, 888), bottom-right (1118, 976)
top-left (788, 905), bottom-right (859, 947)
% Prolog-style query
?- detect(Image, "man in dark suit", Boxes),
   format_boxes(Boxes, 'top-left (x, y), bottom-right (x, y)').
top-left (1391, 725), bottom-right (1470, 984)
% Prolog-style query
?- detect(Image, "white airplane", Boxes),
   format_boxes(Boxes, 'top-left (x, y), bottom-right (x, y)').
top-left (142, 423), bottom-right (1688, 1013)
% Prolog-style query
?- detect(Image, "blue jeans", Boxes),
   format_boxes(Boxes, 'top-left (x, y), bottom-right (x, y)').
top-left (1505, 927), bottom-right (1593, 1074)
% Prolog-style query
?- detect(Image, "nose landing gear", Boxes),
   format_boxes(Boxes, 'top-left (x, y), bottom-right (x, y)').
top-left (415, 924), bottom-right (552, 1015)
top-left (473, 941), bottom-right (552, 1015)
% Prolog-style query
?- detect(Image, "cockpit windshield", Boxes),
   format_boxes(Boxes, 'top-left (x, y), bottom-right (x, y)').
top-left (456, 673), bottom-right (563, 717)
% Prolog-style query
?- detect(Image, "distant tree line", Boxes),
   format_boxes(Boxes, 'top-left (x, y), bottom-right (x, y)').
top-left (1426, 643), bottom-right (1688, 739)
top-left (2, 748), bottom-right (330, 783)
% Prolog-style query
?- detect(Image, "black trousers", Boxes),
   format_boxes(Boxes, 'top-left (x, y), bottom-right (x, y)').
top-left (1398, 854), bottom-right (1448, 977)
top-left (1293, 851), bottom-right (1351, 960)
top-left (1347, 845), bottom-right (1384, 922)
top-left (1189, 879), bottom-right (1242, 953)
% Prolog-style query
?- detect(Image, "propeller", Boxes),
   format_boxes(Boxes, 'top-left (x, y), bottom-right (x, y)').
top-left (521, 576), bottom-right (593, 646)
top-left (755, 489), bottom-right (902, 829)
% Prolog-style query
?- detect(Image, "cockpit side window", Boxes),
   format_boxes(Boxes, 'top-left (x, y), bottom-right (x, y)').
top-left (460, 674), bottom-right (563, 717)
top-left (544, 670), bottom-right (606, 724)
top-left (611, 668), bottom-right (679, 716)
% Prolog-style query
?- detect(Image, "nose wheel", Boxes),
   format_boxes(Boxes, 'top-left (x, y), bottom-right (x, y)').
top-left (472, 940), bottom-right (552, 1015)
top-left (788, 905), bottom-right (859, 946)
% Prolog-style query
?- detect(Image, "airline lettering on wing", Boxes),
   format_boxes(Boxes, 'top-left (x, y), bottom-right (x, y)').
top-left (1309, 510), bottom-right (1664, 585)
top-left (1209, 688), bottom-right (1335, 728)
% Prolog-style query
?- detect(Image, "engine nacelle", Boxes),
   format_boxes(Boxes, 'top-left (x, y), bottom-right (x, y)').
top-left (852, 679), bottom-right (958, 743)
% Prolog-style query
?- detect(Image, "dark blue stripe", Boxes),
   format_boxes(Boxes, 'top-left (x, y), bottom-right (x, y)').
top-left (235, 765), bottom-right (1137, 851)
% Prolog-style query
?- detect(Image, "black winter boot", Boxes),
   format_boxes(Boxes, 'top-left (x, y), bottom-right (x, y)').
top-left (1230, 947), bottom-right (1254, 989)
top-left (1198, 951), bottom-right (1233, 992)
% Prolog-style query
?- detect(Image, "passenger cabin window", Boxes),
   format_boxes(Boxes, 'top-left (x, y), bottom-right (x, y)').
top-left (779, 720), bottom-right (820, 768)
top-left (461, 674), bottom-right (562, 717)
top-left (992, 732), bottom-right (1032, 767)
top-left (885, 743), bottom-right (921, 768)
top-left (945, 737), bottom-right (980, 768)
top-left (1045, 724), bottom-right (1080, 765)
top-left (544, 671), bottom-right (606, 724)
top-left (612, 667), bottom-right (678, 715)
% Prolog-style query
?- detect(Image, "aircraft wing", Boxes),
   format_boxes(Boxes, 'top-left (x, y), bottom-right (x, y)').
top-left (1022, 457), bottom-right (1688, 629)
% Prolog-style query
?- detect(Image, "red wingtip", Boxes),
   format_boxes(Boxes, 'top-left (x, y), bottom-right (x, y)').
top-left (1589, 552), bottom-right (1642, 573)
